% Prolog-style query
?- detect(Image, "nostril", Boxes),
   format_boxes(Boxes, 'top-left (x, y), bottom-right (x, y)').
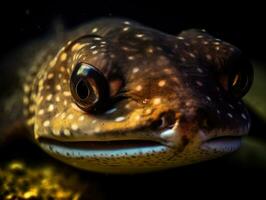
top-left (151, 111), bottom-right (176, 130)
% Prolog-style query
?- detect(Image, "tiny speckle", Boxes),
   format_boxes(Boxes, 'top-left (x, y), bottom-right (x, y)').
top-left (64, 129), bottom-right (71, 136)
top-left (132, 67), bottom-right (139, 73)
top-left (67, 114), bottom-right (74, 120)
top-left (48, 104), bottom-right (54, 112)
top-left (47, 73), bottom-right (54, 80)
top-left (43, 120), bottom-right (50, 127)
top-left (115, 116), bottom-right (126, 122)
top-left (206, 54), bottom-right (212, 60)
top-left (91, 27), bottom-right (98, 33)
top-left (38, 109), bottom-right (44, 115)
top-left (227, 113), bottom-right (233, 118)
top-left (60, 53), bottom-right (67, 61)
top-left (55, 85), bottom-right (61, 91)
top-left (153, 98), bottom-right (161, 105)
top-left (123, 27), bottom-right (129, 31)
top-left (241, 113), bottom-right (247, 120)
top-left (128, 56), bottom-right (134, 60)
top-left (71, 124), bottom-right (78, 131)
top-left (196, 81), bottom-right (203, 86)
top-left (197, 67), bottom-right (203, 73)
top-left (79, 116), bottom-right (85, 121)
top-left (46, 94), bottom-right (52, 101)
top-left (63, 91), bottom-right (71, 96)
top-left (158, 80), bottom-right (166, 87)
top-left (206, 96), bottom-right (211, 101)
top-left (136, 85), bottom-right (142, 91)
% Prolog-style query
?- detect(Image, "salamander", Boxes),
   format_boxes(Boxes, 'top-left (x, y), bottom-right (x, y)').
top-left (0, 18), bottom-right (253, 173)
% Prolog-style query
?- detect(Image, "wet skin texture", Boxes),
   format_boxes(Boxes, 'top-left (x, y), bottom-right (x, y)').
top-left (21, 18), bottom-right (252, 173)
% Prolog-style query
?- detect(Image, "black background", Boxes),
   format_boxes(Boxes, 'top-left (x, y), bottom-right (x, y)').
top-left (1, 1), bottom-right (265, 199)
top-left (0, 1), bottom-right (265, 62)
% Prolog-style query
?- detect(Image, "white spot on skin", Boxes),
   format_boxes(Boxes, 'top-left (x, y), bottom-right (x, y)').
top-left (136, 85), bottom-right (142, 91)
top-left (197, 67), bottom-right (203, 73)
top-left (136, 34), bottom-right (144, 38)
top-left (90, 45), bottom-right (96, 49)
top-left (47, 73), bottom-right (54, 80)
top-left (56, 85), bottom-right (61, 91)
top-left (23, 97), bottom-right (29, 105)
top-left (55, 96), bottom-right (60, 102)
top-left (241, 113), bottom-right (247, 120)
top-left (64, 129), bottom-right (71, 136)
top-left (43, 120), bottom-right (50, 127)
top-left (46, 94), bottom-right (52, 101)
top-left (128, 56), bottom-right (134, 60)
top-left (153, 98), bottom-right (161, 105)
top-left (132, 67), bottom-right (139, 73)
top-left (67, 114), bottom-right (74, 120)
top-left (53, 129), bottom-right (60, 136)
top-left (227, 113), bottom-right (233, 118)
top-left (189, 53), bottom-right (196, 58)
top-left (177, 36), bottom-right (184, 40)
top-left (217, 109), bottom-right (221, 114)
top-left (206, 96), bottom-right (211, 101)
top-left (115, 116), bottom-right (126, 122)
top-left (123, 27), bottom-right (129, 31)
top-left (23, 85), bottom-right (30, 93)
top-left (91, 27), bottom-right (98, 33)
top-left (48, 105), bottom-right (54, 112)
top-left (196, 81), bottom-right (203, 87)
top-left (38, 109), bottom-right (44, 115)
top-left (79, 116), bottom-right (85, 121)
top-left (71, 124), bottom-right (78, 131)
top-left (124, 21), bottom-right (131, 25)
top-left (158, 80), bottom-right (166, 87)
top-left (145, 108), bottom-right (152, 115)
top-left (92, 50), bottom-right (98, 55)
top-left (63, 91), bottom-right (71, 96)
top-left (206, 54), bottom-right (212, 60)
top-left (60, 66), bottom-right (65, 72)
top-left (228, 104), bottom-right (234, 109)
top-left (60, 53), bottom-right (67, 61)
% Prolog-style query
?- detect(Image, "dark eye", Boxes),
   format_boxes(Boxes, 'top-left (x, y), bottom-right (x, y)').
top-left (70, 63), bottom-right (110, 112)
top-left (219, 57), bottom-right (253, 98)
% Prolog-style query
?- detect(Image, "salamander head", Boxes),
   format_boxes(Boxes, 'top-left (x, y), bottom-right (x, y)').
top-left (25, 19), bottom-right (253, 173)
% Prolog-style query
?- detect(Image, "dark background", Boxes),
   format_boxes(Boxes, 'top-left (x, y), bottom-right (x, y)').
top-left (1, 1), bottom-right (265, 199)
top-left (0, 1), bottom-right (265, 62)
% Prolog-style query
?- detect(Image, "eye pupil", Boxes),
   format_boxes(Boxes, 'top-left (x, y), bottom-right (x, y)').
top-left (76, 80), bottom-right (90, 99)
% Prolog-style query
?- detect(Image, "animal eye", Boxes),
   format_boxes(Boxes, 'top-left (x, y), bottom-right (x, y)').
top-left (70, 63), bottom-right (110, 112)
top-left (219, 57), bottom-right (253, 98)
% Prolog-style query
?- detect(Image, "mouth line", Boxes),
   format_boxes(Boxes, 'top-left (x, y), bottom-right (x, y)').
top-left (39, 138), bottom-right (165, 150)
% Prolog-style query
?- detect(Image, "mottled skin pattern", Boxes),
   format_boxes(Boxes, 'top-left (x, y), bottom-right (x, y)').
top-left (19, 18), bottom-right (251, 173)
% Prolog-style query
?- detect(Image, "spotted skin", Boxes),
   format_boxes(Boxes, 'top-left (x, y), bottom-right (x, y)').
top-left (19, 18), bottom-right (251, 173)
